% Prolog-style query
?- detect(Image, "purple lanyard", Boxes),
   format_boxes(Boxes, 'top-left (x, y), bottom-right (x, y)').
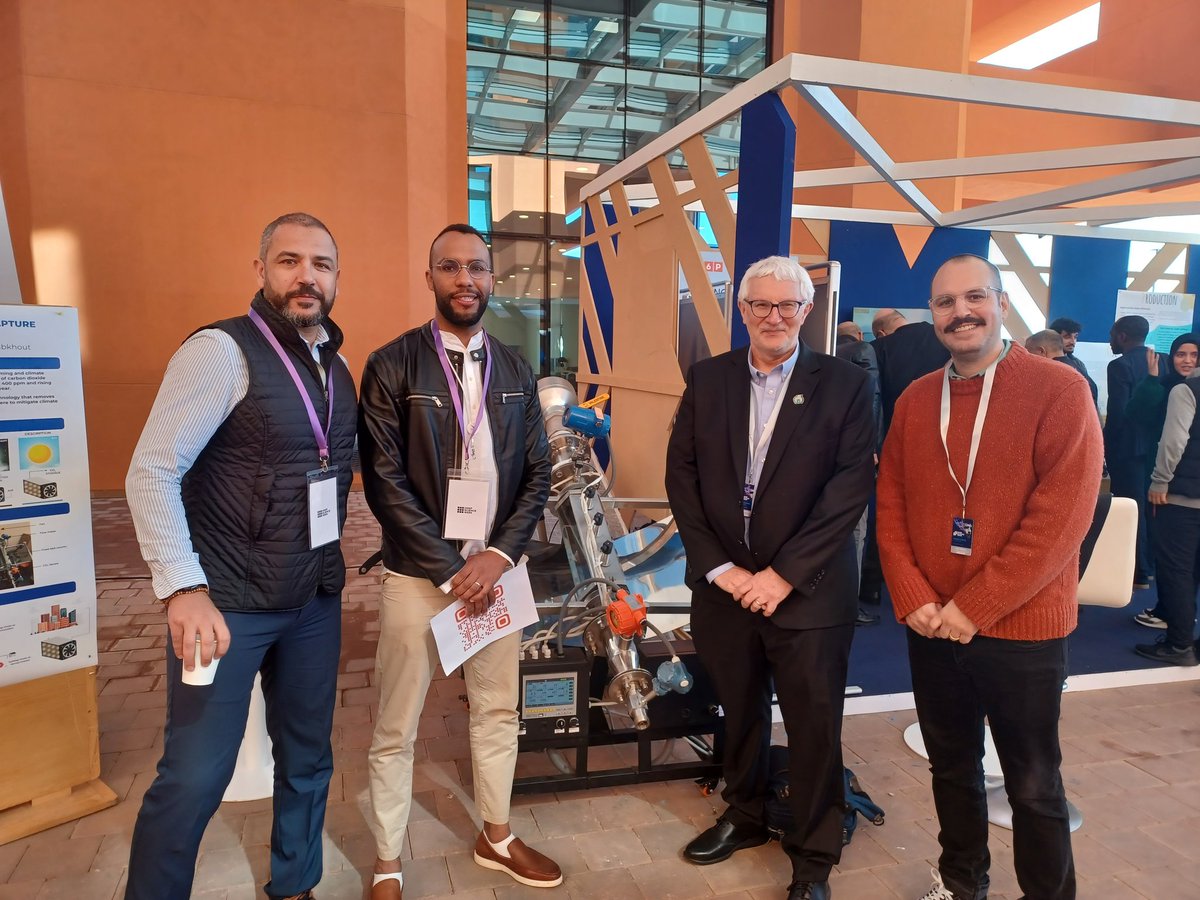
top-left (249, 308), bottom-right (334, 467)
top-left (431, 321), bottom-right (492, 461)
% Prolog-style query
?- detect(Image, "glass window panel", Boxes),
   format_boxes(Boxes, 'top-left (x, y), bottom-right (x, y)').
top-left (546, 59), bottom-right (627, 161)
top-left (550, 241), bottom-right (581, 382)
top-left (468, 164), bottom-right (494, 236)
top-left (1015, 233), bottom-right (1053, 268)
top-left (486, 239), bottom-right (547, 371)
top-left (549, 0), bottom-right (624, 60)
top-left (702, 0), bottom-right (768, 78)
top-left (623, 70), bottom-right (701, 157)
top-left (468, 1), bottom-right (547, 55)
top-left (468, 50), bottom-right (549, 154)
top-left (469, 155), bottom-right (547, 236)
top-left (628, 0), bottom-right (702, 72)
top-left (549, 160), bottom-right (600, 237)
top-left (700, 80), bottom-right (741, 170)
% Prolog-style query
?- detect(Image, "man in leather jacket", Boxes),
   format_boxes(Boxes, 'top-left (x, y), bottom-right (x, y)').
top-left (357, 223), bottom-right (560, 899)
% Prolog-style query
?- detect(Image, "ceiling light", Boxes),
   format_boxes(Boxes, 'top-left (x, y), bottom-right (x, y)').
top-left (979, 3), bottom-right (1101, 70)
top-left (512, 9), bottom-right (541, 24)
top-left (594, 20), bottom-right (619, 34)
top-left (574, 166), bottom-right (591, 172)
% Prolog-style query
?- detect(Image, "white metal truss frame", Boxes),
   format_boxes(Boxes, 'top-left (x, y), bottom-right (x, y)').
top-left (580, 53), bottom-right (1200, 243)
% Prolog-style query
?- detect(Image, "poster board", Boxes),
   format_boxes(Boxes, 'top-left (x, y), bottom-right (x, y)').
top-left (0, 306), bottom-right (113, 843)
top-left (0, 307), bottom-right (97, 687)
top-left (1115, 289), bottom-right (1197, 353)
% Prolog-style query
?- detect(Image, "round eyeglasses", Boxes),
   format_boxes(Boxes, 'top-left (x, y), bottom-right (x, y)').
top-left (743, 299), bottom-right (805, 319)
top-left (434, 259), bottom-right (492, 279)
top-left (929, 286), bottom-right (1001, 316)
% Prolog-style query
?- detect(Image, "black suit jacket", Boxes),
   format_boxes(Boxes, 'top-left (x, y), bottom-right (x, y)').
top-left (665, 343), bottom-right (876, 630)
top-left (1105, 346), bottom-right (1156, 460)
top-left (874, 321), bottom-right (951, 433)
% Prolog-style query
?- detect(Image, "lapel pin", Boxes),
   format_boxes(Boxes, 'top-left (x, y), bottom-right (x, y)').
top-left (793, 394), bottom-right (805, 405)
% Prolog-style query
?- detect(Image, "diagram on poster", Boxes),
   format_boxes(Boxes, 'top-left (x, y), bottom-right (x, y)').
top-left (0, 307), bottom-right (97, 686)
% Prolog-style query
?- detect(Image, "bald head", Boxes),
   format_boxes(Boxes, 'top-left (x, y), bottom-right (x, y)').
top-left (837, 321), bottom-right (863, 342)
top-left (1025, 330), bottom-right (1065, 358)
top-left (872, 308), bottom-right (906, 339)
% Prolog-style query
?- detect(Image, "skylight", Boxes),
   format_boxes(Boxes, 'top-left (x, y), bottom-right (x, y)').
top-left (979, 3), bottom-right (1101, 70)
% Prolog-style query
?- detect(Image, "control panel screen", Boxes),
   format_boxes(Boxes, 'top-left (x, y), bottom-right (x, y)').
top-left (521, 673), bottom-right (577, 718)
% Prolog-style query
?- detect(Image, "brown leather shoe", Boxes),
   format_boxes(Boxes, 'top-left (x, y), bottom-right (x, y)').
top-left (369, 873), bottom-right (402, 900)
top-left (473, 832), bottom-right (563, 888)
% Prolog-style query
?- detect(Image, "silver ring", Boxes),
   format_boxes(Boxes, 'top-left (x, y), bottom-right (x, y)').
top-left (949, 632), bottom-right (959, 642)
top-left (472, 581), bottom-right (482, 588)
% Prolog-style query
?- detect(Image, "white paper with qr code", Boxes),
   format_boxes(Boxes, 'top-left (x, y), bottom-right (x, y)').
top-left (431, 564), bottom-right (539, 673)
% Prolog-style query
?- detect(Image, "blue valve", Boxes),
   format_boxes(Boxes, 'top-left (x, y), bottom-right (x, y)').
top-left (563, 404), bottom-right (611, 439)
top-left (653, 658), bottom-right (693, 695)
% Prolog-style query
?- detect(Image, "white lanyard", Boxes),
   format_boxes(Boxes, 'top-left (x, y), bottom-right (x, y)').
top-left (747, 364), bottom-right (797, 478)
top-left (939, 356), bottom-right (1000, 518)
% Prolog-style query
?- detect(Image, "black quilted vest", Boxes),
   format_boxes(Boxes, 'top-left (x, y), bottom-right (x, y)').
top-left (1168, 380), bottom-right (1200, 499)
top-left (181, 295), bottom-right (357, 611)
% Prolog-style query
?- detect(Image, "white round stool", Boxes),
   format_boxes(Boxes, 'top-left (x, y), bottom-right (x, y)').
top-left (903, 721), bottom-right (1081, 832)
top-left (222, 672), bottom-right (275, 802)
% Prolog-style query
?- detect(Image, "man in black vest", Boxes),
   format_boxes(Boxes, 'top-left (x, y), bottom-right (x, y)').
top-left (124, 212), bottom-right (356, 900)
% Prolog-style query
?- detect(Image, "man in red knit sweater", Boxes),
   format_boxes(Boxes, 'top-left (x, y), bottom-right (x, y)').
top-left (877, 255), bottom-right (1103, 900)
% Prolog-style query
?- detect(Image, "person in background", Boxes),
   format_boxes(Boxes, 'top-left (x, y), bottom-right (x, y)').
top-left (1136, 337), bottom-right (1200, 667)
top-left (836, 321), bottom-right (883, 625)
top-left (1106, 315), bottom-right (1156, 590)
top-left (1125, 333), bottom-right (1200, 630)
top-left (1049, 316), bottom-right (1091, 380)
top-left (871, 308), bottom-right (951, 434)
top-left (1025, 329), bottom-right (1098, 408)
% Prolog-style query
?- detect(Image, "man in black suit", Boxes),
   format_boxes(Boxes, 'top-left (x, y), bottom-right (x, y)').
top-left (666, 256), bottom-right (876, 900)
top-left (1107, 314), bottom-right (1155, 588)
top-left (870, 309), bottom-right (951, 433)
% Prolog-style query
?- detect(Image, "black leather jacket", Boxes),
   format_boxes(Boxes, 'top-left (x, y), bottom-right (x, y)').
top-left (358, 323), bottom-right (551, 586)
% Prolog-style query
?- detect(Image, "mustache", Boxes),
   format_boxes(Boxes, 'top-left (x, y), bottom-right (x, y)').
top-left (287, 287), bottom-right (325, 302)
top-left (943, 316), bottom-right (985, 333)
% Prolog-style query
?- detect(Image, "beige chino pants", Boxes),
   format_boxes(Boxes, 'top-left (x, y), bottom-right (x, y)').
top-left (367, 571), bottom-right (520, 859)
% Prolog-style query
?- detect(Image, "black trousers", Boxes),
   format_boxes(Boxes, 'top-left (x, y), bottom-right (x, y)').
top-left (1151, 503), bottom-right (1200, 648)
top-left (691, 591), bottom-right (853, 882)
top-left (1109, 455), bottom-right (1152, 583)
top-left (908, 630), bottom-right (1074, 900)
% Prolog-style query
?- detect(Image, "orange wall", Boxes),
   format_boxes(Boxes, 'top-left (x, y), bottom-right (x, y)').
top-left (0, 0), bottom-right (467, 490)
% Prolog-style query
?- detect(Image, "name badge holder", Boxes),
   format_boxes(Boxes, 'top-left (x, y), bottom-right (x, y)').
top-left (248, 308), bottom-right (340, 549)
top-left (939, 356), bottom-right (1000, 557)
top-left (432, 322), bottom-right (495, 542)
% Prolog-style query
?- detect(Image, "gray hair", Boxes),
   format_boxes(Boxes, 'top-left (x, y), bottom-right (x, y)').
top-left (259, 212), bottom-right (337, 261)
top-left (737, 256), bottom-right (815, 304)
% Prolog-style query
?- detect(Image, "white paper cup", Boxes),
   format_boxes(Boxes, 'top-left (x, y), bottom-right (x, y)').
top-left (181, 641), bottom-right (221, 686)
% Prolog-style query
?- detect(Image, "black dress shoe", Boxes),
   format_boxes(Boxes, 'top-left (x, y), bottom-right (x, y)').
top-left (787, 881), bottom-right (830, 900)
top-left (683, 817), bottom-right (769, 864)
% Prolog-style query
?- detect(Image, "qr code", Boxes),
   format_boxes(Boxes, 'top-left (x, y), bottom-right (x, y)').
top-left (455, 585), bottom-right (512, 651)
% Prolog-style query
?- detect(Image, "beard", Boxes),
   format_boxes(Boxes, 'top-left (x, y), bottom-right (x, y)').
top-left (435, 285), bottom-right (490, 330)
top-left (264, 284), bottom-right (332, 329)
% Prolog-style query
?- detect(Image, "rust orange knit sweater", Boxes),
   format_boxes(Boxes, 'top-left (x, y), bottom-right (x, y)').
top-left (877, 342), bottom-right (1103, 640)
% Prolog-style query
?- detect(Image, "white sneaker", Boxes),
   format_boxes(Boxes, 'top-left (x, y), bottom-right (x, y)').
top-left (918, 868), bottom-right (956, 900)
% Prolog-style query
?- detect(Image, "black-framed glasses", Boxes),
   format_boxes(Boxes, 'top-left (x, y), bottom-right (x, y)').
top-left (929, 286), bottom-right (1001, 316)
top-left (742, 299), bottom-right (806, 319)
top-left (434, 259), bottom-right (492, 279)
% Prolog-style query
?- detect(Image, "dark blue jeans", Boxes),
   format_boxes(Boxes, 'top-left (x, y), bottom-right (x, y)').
top-left (125, 593), bottom-right (341, 900)
top-left (1151, 503), bottom-right (1200, 648)
top-left (1109, 456), bottom-right (1152, 583)
top-left (907, 630), bottom-right (1074, 900)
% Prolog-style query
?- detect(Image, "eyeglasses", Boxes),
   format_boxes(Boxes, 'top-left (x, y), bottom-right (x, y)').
top-left (433, 259), bottom-right (492, 279)
top-left (928, 286), bottom-right (1001, 316)
top-left (742, 299), bottom-right (806, 319)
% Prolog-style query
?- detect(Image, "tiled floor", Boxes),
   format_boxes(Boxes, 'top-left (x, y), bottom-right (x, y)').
top-left (2, 496), bottom-right (1199, 899)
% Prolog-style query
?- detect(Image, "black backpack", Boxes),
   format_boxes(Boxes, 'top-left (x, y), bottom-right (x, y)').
top-left (764, 745), bottom-right (885, 845)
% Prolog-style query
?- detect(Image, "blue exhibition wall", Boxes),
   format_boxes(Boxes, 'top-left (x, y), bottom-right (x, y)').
top-left (830, 222), bottom-right (1198, 333)
top-left (828, 222), bottom-right (990, 323)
